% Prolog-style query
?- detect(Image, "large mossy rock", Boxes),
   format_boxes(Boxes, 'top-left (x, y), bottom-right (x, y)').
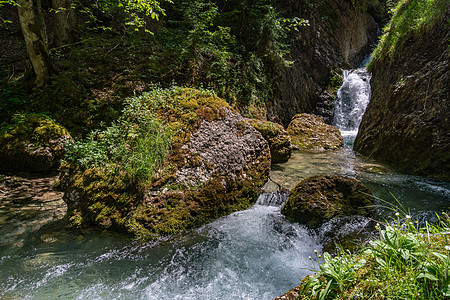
top-left (286, 113), bottom-right (343, 150)
top-left (246, 119), bottom-right (292, 163)
top-left (59, 87), bottom-right (271, 237)
top-left (354, 4), bottom-right (449, 181)
top-left (0, 114), bottom-right (72, 172)
top-left (281, 175), bottom-right (373, 228)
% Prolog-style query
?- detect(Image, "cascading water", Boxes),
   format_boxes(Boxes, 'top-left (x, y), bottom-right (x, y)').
top-left (332, 67), bottom-right (371, 138)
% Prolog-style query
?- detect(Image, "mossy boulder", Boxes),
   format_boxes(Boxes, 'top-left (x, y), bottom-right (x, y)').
top-left (59, 87), bottom-right (271, 237)
top-left (246, 119), bottom-right (292, 163)
top-left (0, 114), bottom-right (72, 172)
top-left (281, 175), bottom-right (373, 228)
top-left (286, 113), bottom-right (343, 150)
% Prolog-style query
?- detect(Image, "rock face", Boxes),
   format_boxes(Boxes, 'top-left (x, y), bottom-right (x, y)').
top-left (268, 0), bottom-right (379, 126)
top-left (281, 175), bottom-right (373, 228)
top-left (59, 88), bottom-right (271, 237)
top-left (286, 113), bottom-right (343, 150)
top-left (246, 119), bottom-right (292, 163)
top-left (0, 114), bottom-right (72, 172)
top-left (354, 11), bottom-right (449, 181)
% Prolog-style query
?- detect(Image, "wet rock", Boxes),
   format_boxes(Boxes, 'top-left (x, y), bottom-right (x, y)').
top-left (246, 119), bottom-right (292, 163)
top-left (355, 8), bottom-right (449, 181)
top-left (281, 175), bottom-right (373, 228)
top-left (318, 215), bottom-right (375, 254)
top-left (0, 172), bottom-right (66, 247)
top-left (286, 113), bottom-right (343, 150)
top-left (0, 114), bottom-right (72, 172)
top-left (59, 88), bottom-right (271, 237)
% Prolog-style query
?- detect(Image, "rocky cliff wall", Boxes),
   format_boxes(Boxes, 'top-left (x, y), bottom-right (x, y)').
top-left (354, 12), bottom-right (449, 181)
top-left (268, 0), bottom-right (378, 126)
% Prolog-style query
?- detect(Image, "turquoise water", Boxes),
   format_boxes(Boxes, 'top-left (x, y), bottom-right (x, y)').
top-left (0, 203), bottom-right (320, 299)
top-left (1, 142), bottom-right (448, 299)
top-left (1, 116), bottom-right (449, 300)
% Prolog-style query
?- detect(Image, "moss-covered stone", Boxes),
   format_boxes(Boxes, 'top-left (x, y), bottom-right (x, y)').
top-left (281, 175), bottom-right (373, 228)
top-left (286, 113), bottom-right (343, 150)
top-left (246, 119), bottom-right (292, 163)
top-left (0, 114), bottom-right (72, 172)
top-left (60, 88), bottom-right (271, 238)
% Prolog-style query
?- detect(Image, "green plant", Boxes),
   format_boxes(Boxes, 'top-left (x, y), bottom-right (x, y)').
top-left (369, 0), bottom-right (448, 68)
top-left (65, 91), bottom-right (172, 185)
top-left (298, 209), bottom-right (450, 299)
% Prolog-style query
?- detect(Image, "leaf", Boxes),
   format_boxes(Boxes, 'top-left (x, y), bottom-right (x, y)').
top-left (443, 284), bottom-right (450, 297)
top-left (431, 252), bottom-right (448, 262)
top-left (318, 279), bottom-right (333, 300)
top-left (417, 273), bottom-right (438, 281)
top-left (375, 256), bottom-right (387, 267)
top-left (400, 249), bottom-right (410, 260)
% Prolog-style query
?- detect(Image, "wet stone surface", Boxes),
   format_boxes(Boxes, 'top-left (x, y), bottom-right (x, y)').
top-left (0, 172), bottom-right (67, 248)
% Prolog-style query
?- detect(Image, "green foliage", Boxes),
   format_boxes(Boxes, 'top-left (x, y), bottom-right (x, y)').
top-left (0, 1), bottom-right (18, 24)
top-left (155, 0), bottom-right (308, 114)
top-left (369, 0), bottom-right (448, 67)
top-left (78, 0), bottom-right (171, 32)
top-left (299, 210), bottom-right (450, 299)
top-left (65, 92), bottom-right (172, 184)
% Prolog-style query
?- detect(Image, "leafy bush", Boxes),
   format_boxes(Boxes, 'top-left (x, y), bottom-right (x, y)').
top-left (65, 92), bottom-right (172, 185)
top-left (299, 211), bottom-right (450, 299)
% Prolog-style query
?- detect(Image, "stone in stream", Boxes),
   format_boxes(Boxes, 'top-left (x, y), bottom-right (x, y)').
top-left (286, 113), bottom-right (344, 150)
top-left (246, 119), bottom-right (292, 163)
top-left (0, 114), bottom-right (72, 172)
top-left (59, 88), bottom-right (271, 237)
top-left (281, 175), bottom-right (373, 228)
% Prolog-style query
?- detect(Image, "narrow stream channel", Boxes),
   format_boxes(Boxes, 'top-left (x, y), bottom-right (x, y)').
top-left (1, 67), bottom-right (449, 299)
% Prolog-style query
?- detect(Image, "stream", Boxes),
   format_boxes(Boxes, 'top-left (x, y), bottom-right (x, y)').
top-left (1, 68), bottom-right (449, 299)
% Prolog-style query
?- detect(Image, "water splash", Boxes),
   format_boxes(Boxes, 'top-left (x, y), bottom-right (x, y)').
top-left (256, 191), bottom-right (289, 207)
top-left (333, 68), bottom-right (371, 133)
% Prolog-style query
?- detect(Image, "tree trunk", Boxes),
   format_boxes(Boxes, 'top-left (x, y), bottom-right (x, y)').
top-left (17, 0), bottom-right (52, 87)
top-left (52, 0), bottom-right (76, 46)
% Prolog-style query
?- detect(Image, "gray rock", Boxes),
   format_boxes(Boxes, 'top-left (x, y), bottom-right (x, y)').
top-left (355, 11), bottom-right (449, 181)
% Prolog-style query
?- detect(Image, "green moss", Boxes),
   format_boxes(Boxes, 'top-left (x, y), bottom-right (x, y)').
top-left (287, 113), bottom-right (343, 150)
top-left (0, 114), bottom-right (70, 147)
top-left (247, 118), bottom-right (292, 163)
top-left (61, 87), bottom-right (270, 238)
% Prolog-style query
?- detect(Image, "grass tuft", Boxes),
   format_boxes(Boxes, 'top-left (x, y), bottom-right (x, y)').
top-left (369, 0), bottom-right (448, 68)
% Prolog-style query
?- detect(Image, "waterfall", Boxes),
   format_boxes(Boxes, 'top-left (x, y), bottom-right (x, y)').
top-left (332, 68), bottom-right (371, 135)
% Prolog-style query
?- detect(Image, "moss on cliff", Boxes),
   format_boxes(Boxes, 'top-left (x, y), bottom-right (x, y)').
top-left (356, 0), bottom-right (449, 181)
top-left (369, 0), bottom-right (448, 68)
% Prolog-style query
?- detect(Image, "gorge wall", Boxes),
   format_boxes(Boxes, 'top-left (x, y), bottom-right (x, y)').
top-left (354, 8), bottom-right (449, 181)
top-left (268, 0), bottom-right (379, 126)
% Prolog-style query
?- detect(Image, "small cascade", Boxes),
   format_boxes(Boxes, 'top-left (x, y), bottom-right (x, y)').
top-left (333, 68), bottom-right (372, 134)
top-left (256, 191), bottom-right (289, 207)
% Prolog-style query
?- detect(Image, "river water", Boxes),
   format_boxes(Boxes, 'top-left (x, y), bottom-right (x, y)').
top-left (1, 69), bottom-right (449, 299)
